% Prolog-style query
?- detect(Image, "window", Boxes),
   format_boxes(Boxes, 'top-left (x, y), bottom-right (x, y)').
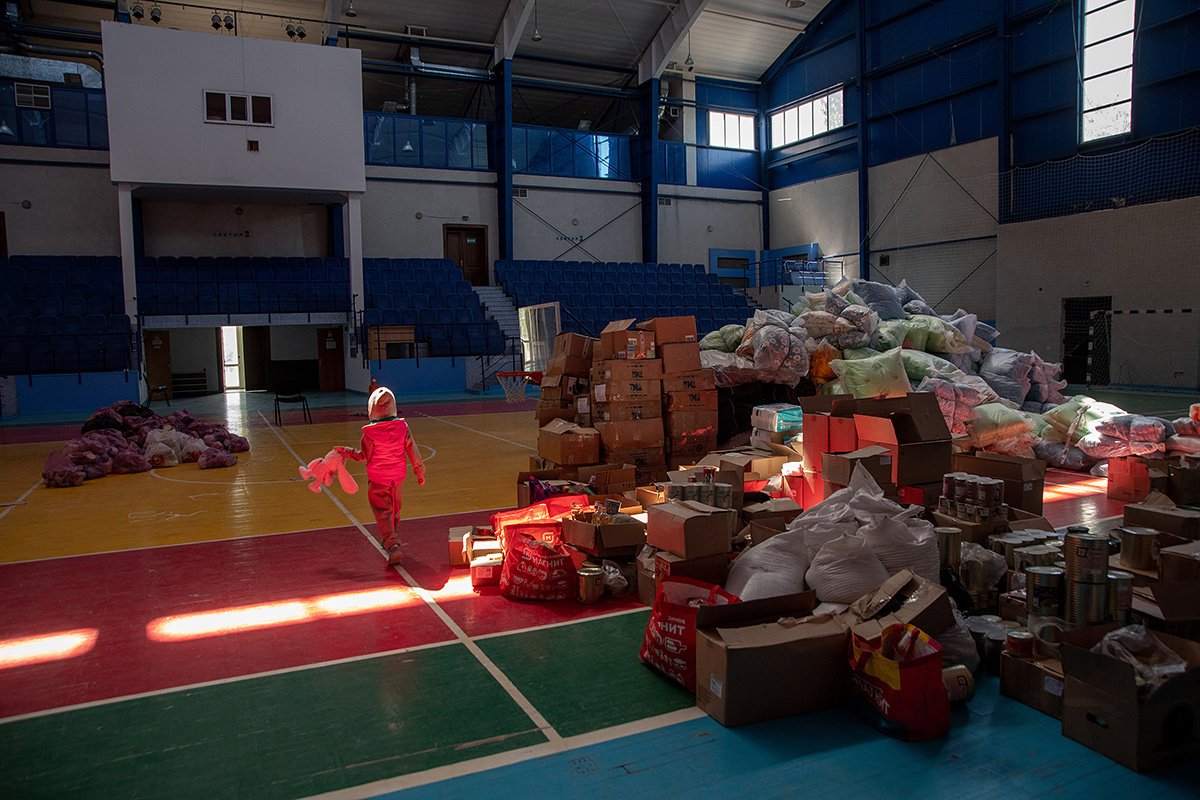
top-left (15, 83), bottom-right (51, 110)
top-left (204, 91), bottom-right (273, 126)
top-left (1080, 0), bottom-right (1136, 143)
top-left (769, 86), bottom-right (844, 149)
top-left (708, 111), bottom-right (755, 150)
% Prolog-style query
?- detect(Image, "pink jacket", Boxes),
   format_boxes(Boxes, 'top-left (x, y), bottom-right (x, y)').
top-left (341, 417), bottom-right (425, 485)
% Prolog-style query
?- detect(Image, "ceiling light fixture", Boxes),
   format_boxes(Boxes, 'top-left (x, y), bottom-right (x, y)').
top-left (224, 13), bottom-right (235, 31)
top-left (296, 23), bottom-right (306, 40)
top-left (531, 0), bottom-right (542, 42)
top-left (211, 11), bottom-right (222, 29)
top-left (149, 4), bottom-right (161, 22)
top-left (0, 119), bottom-right (14, 138)
top-left (285, 22), bottom-right (296, 38)
top-left (131, 3), bottom-right (144, 20)
top-left (684, 33), bottom-right (694, 70)
top-left (344, 0), bottom-right (357, 18)
top-left (401, 140), bottom-right (414, 152)
top-left (785, 0), bottom-right (806, 8)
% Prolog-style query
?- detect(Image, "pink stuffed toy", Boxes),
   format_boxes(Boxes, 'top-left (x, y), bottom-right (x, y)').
top-left (299, 448), bottom-right (360, 494)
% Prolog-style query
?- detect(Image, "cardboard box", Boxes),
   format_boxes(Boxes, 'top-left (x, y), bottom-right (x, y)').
top-left (667, 467), bottom-right (745, 510)
top-left (593, 400), bottom-right (662, 422)
top-left (1159, 541), bottom-right (1200, 583)
top-left (659, 341), bottom-right (701, 374)
top-left (547, 334), bottom-right (594, 379)
top-left (538, 373), bottom-right (589, 402)
top-left (1061, 625), bottom-right (1200, 771)
top-left (606, 447), bottom-right (667, 471)
top-left (798, 396), bottom-right (858, 468)
top-left (666, 390), bottom-right (718, 413)
top-left (929, 506), bottom-right (1055, 544)
top-left (1123, 494), bottom-right (1200, 540)
top-left (898, 482), bottom-right (942, 508)
top-left (654, 551), bottom-right (729, 586)
top-left (538, 419), bottom-right (601, 466)
top-left (786, 468), bottom-right (827, 508)
top-left (746, 517), bottom-right (788, 545)
top-left (1106, 457), bottom-right (1169, 503)
top-left (584, 463), bottom-right (637, 494)
top-left (695, 597), bottom-right (849, 728)
top-left (639, 316), bottom-right (697, 345)
top-left (663, 369), bottom-right (716, 393)
top-left (596, 418), bottom-right (665, 451)
top-left (843, 570), bottom-right (956, 638)
top-left (535, 399), bottom-right (576, 426)
top-left (1168, 460), bottom-right (1200, 506)
top-left (750, 403), bottom-right (804, 434)
top-left (448, 526), bottom-right (472, 567)
top-left (591, 358), bottom-right (664, 383)
top-left (953, 452), bottom-right (1047, 514)
top-left (1000, 653), bottom-right (1064, 719)
top-left (1131, 581), bottom-right (1200, 641)
top-left (636, 484), bottom-right (668, 508)
top-left (465, 536), bottom-right (502, 564)
top-left (646, 500), bottom-right (736, 558)
top-left (637, 549), bottom-right (657, 606)
top-left (853, 394), bottom-right (952, 487)
top-left (665, 409), bottom-right (718, 440)
top-left (469, 553), bottom-right (503, 587)
top-left (741, 498), bottom-right (802, 529)
top-left (700, 450), bottom-right (791, 480)
top-left (593, 379), bottom-right (662, 404)
top-left (597, 319), bottom-right (656, 361)
top-left (562, 513), bottom-right (646, 558)
top-left (822, 445), bottom-right (894, 489)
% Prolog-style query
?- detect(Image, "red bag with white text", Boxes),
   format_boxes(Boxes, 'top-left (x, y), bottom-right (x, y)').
top-left (491, 495), bottom-right (585, 550)
top-left (848, 623), bottom-right (950, 741)
top-left (639, 577), bottom-right (740, 691)
top-left (499, 532), bottom-right (576, 601)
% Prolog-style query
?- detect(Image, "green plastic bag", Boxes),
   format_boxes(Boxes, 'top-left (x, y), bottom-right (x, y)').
top-left (970, 403), bottom-right (1035, 448)
top-left (830, 348), bottom-right (913, 399)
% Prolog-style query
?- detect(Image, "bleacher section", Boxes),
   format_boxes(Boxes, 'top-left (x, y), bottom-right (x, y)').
top-left (362, 258), bottom-right (505, 357)
top-left (0, 255), bottom-right (133, 375)
top-left (137, 257), bottom-right (351, 316)
top-left (494, 260), bottom-right (756, 335)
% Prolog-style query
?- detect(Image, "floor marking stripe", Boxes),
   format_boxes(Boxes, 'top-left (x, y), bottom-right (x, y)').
top-left (471, 606), bottom-right (650, 641)
top-left (412, 411), bottom-right (537, 452)
top-left (0, 639), bottom-right (459, 725)
top-left (306, 707), bottom-right (707, 800)
top-left (259, 411), bottom-right (563, 744)
top-left (0, 479), bottom-right (41, 524)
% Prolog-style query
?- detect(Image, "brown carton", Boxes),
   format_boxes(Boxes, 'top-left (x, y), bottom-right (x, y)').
top-left (659, 341), bottom-right (701, 374)
top-left (637, 549), bottom-right (657, 605)
top-left (593, 400), bottom-right (662, 422)
top-left (646, 500), bottom-right (736, 558)
top-left (470, 553), bottom-right (503, 587)
top-left (952, 452), bottom-right (1047, 514)
top-left (639, 316), bottom-right (698, 345)
top-left (853, 394), bottom-right (952, 487)
top-left (597, 319), bottom-right (656, 361)
top-left (596, 418), bottom-right (665, 451)
top-left (663, 369), bottom-right (717, 393)
top-left (1159, 541), bottom-right (1200, 583)
top-left (1168, 459), bottom-right (1200, 506)
top-left (798, 395), bottom-right (859, 468)
top-left (665, 390), bottom-right (718, 413)
top-left (699, 450), bottom-right (791, 480)
top-left (583, 463), bottom-right (637, 494)
top-left (561, 513), bottom-right (646, 558)
top-left (591, 358), bottom-right (664, 383)
top-left (593, 378), bottom-right (663, 404)
top-left (537, 419), bottom-right (600, 466)
top-left (665, 410), bottom-right (719, 453)
top-left (538, 373), bottom-right (590, 402)
top-left (843, 570), bottom-right (955, 638)
top-left (929, 506), bottom-right (1055, 544)
top-left (740, 498), bottom-right (803, 529)
top-left (552, 331), bottom-right (596, 361)
top-left (535, 399), bottom-right (576, 426)
top-left (822, 446), bottom-right (894, 489)
top-left (654, 551), bottom-right (730, 587)
top-left (448, 525), bottom-right (472, 567)
top-left (1123, 493), bottom-right (1200, 540)
top-left (1000, 653), bottom-right (1064, 719)
top-left (746, 517), bottom-right (788, 545)
top-left (606, 447), bottom-right (667, 472)
top-left (1131, 581), bottom-right (1200, 641)
top-left (1061, 625), bottom-right (1200, 771)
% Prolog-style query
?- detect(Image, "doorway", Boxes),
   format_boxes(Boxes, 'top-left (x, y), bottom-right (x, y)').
top-left (143, 329), bottom-right (172, 398)
top-left (1062, 296), bottom-right (1112, 385)
top-left (220, 326), bottom-right (244, 390)
top-left (444, 225), bottom-right (489, 285)
top-left (317, 326), bottom-right (345, 392)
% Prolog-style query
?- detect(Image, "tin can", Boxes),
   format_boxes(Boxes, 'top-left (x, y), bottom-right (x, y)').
top-left (938, 496), bottom-right (951, 514)
top-left (577, 566), bottom-right (604, 604)
top-left (1118, 526), bottom-right (1158, 571)
top-left (1107, 570), bottom-right (1134, 623)
top-left (943, 473), bottom-right (958, 500)
top-left (1066, 579), bottom-right (1107, 625)
top-left (702, 466), bottom-right (718, 484)
top-left (696, 483), bottom-right (715, 507)
top-left (935, 527), bottom-right (962, 571)
top-left (1006, 629), bottom-right (1036, 658)
top-left (983, 630), bottom-right (1007, 672)
top-left (1025, 565), bottom-right (1064, 618)
top-left (713, 483), bottom-right (733, 509)
top-left (965, 477), bottom-right (981, 505)
top-left (954, 474), bottom-right (970, 502)
top-left (943, 664), bottom-right (976, 702)
top-left (1064, 531), bottom-right (1109, 584)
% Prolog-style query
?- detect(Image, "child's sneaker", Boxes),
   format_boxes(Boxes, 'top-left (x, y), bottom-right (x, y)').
top-left (386, 544), bottom-right (405, 565)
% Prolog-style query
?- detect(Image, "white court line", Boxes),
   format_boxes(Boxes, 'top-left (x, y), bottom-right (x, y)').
top-left (0, 479), bottom-right (41, 523)
top-left (412, 410), bottom-right (537, 452)
top-left (0, 639), bottom-right (459, 726)
top-left (259, 411), bottom-right (563, 744)
top-left (308, 707), bottom-right (707, 800)
top-left (471, 606), bottom-right (650, 641)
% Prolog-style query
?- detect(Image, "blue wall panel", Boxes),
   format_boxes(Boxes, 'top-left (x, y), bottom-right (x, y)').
top-left (15, 372), bottom-right (139, 414)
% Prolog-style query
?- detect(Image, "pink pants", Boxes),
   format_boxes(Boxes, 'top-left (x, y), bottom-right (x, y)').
top-left (367, 479), bottom-right (405, 549)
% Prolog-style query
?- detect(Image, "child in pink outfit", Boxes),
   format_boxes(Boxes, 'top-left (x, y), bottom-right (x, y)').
top-left (337, 387), bottom-right (426, 565)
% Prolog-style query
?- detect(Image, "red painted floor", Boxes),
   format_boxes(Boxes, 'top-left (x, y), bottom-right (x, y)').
top-left (1041, 469), bottom-right (1126, 528)
top-left (397, 510), bottom-right (643, 638)
top-left (0, 527), bottom-right (454, 719)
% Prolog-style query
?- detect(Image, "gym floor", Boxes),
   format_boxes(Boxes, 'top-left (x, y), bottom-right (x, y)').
top-left (0, 388), bottom-right (1193, 799)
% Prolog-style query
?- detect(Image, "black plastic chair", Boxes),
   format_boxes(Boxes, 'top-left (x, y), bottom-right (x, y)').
top-left (274, 391), bottom-right (312, 426)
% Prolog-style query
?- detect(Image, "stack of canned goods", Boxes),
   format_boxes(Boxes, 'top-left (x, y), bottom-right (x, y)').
top-left (663, 481), bottom-right (733, 508)
top-left (937, 472), bottom-right (1007, 524)
top-left (1063, 526), bottom-right (1110, 625)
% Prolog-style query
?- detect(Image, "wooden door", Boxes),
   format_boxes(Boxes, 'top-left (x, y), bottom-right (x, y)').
top-left (317, 326), bottom-right (345, 392)
top-left (443, 225), bottom-right (488, 286)
top-left (242, 326), bottom-right (271, 391)
top-left (143, 329), bottom-right (172, 398)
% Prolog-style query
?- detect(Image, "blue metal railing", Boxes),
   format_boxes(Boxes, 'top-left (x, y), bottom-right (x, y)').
top-left (512, 125), bottom-right (636, 181)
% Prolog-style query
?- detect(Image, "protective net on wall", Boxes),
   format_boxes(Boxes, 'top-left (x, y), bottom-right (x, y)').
top-left (1085, 307), bottom-right (1199, 392)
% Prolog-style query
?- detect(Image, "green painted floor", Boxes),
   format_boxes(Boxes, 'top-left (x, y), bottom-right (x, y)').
top-left (477, 610), bottom-right (693, 737)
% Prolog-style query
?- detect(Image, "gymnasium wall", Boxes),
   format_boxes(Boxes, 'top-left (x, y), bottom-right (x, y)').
top-left (270, 326), bottom-right (317, 361)
top-left (141, 201), bottom-right (327, 257)
top-left (996, 194), bottom-right (1200, 389)
top-left (361, 169), bottom-right (498, 262)
top-left (512, 176), bottom-right (642, 263)
top-left (0, 152), bottom-right (118, 255)
top-left (658, 189), bottom-right (762, 267)
top-left (101, 21), bottom-right (364, 193)
top-left (767, 170), bottom-right (859, 277)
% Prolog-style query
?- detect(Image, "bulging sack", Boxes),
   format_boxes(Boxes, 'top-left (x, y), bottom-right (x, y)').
top-left (805, 532), bottom-right (890, 604)
top-left (499, 532), bottom-right (576, 601)
top-left (725, 531), bottom-right (811, 601)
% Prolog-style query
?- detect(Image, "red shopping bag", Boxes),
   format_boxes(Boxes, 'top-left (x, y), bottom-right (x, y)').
top-left (499, 532), bottom-right (576, 601)
top-left (640, 577), bottom-right (740, 692)
top-left (491, 495), bottom-right (586, 550)
top-left (848, 623), bottom-right (950, 741)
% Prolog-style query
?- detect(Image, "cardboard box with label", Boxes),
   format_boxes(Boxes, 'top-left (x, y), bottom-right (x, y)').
top-left (583, 463), bottom-right (637, 494)
top-left (469, 553), bottom-right (504, 587)
top-left (666, 390), bottom-right (718, 413)
top-left (597, 319), bottom-right (656, 361)
top-left (592, 379), bottom-right (663, 405)
top-left (538, 419), bottom-right (601, 466)
top-left (953, 452), bottom-right (1047, 514)
top-left (699, 450), bottom-right (791, 480)
top-left (660, 341), bottom-right (701, 375)
top-left (663, 369), bottom-right (717, 394)
top-left (596, 418), bottom-right (665, 452)
top-left (607, 447), bottom-right (667, 472)
top-left (562, 513), bottom-right (646, 558)
top-left (545, 332), bottom-right (596, 378)
top-left (654, 551), bottom-right (730, 587)
top-left (1000, 653), bottom-right (1064, 719)
top-left (1123, 492), bottom-right (1200, 540)
top-left (448, 525), bottom-right (473, 567)
top-left (591, 358), bottom-right (664, 383)
top-left (666, 410), bottom-right (718, 445)
top-left (593, 400), bottom-right (662, 423)
top-left (798, 396), bottom-right (859, 469)
top-left (750, 403), bottom-right (804, 434)
top-left (646, 500), bottom-right (736, 558)
top-left (1060, 624), bottom-right (1200, 771)
top-left (639, 316), bottom-right (697, 346)
top-left (822, 446), bottom-right (895, 491)
top-left (853, 394), bottom-right (952, 487)
top-left (539, 373), bottom-right (590, 402)
top-left (741, 498), bottom-right (803, 529)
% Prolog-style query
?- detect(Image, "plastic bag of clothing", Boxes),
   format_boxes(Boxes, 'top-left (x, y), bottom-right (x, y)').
top-left (839, 304), bottom-right (879, 339)
top-left (198, 447), bottom-right (238, 469)
top-left (700, 324), bottom-right (745, 352)
top-left (860, 514), bottom-right (940, 582)
top-left (805, 533), bottom-right (891, 604)
top-left (896, 279), bottom-right (925, 306)
top-left (111, 450), bottom-right (153, 474)
top-left (42, 450), bottom-right (86, 488)
top-left (145, 441), bottom-right (180, 468)
top-left (819, 377), bottom-right (848, 396)
top-left (1042, 395), bottom-right (1126, 443)
top-left (1094, 414), bottom-right (1173, 444)
top-left (970, 403), bottom-right (1035, 448)
top-left (725, 531), bottom-right (811, 601)
top-left (700, 349), bottom-right (759, 388)
top-left (1033, 439), bottom-right (1096, 471)
top-left (985, 431), bottom-right (1039, 460)
top-left (737, 309), bottom-right (795, 358)
top-left (974, 319), bottom-right (999, 343)
top-left (80, 407), bottom-right (125, 434)
top-left (807, 338), bottom-right (842, 384)
top-left (918, 377), bottom-right (984, 436)
top-left (942, 311), bottom-right (978, 347)
top-left (878, 318), bottom-right (931, 352)
top-left (831, 347), bottom-right (913, 399)
top-left (898, 351), bottom-right (967, 384)
top-left (852, 279), bottom-right (906, 320)
top-left (980, 349), bottom-right (1036, 406)
top-left (959, 542), bottom-right (1008, 594)
top-left (1166, 435), bottom-right (1200, 455)
top-left (789, 519), bottom-right (860, 554)
top-left (904, 299), bottom-right (938, 316)
top-left (800, 310), bottom-right (840, 339)
top-left (1092, 624), bottom-right (1188, 693)
top-left (1173, 417), bottom-right (1200, 437)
